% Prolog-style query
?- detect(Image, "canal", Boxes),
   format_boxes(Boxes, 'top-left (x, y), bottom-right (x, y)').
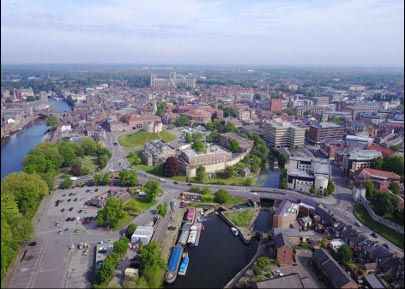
top-left (255, 168), bottom-right (281, 188)
top-left (1, 99), bottom-right (72, 179)
top-left (165, 214), bottom-right (258, 289)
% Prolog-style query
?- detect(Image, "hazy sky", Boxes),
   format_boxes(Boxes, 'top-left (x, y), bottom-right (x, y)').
top-left (1, 0), bottom-right (404, 66)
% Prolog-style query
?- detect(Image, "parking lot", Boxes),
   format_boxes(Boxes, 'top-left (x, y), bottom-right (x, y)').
top-left (5, 186), bottom-right (120, 289)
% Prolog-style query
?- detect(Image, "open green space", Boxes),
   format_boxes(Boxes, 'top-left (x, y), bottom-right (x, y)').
top-left (224, 210), bottom-right (254, 227)
top-left (111, 212), bottom-right (133, 231)
top-left (160, 130), bottom-right (177, 142)
top-left (193, 176), bottom-right (250, 186)
top-left (81, 155), bottom-right (98, 173)
top-left (118, 130), bottom-right (160, 147)
top-left (124, 198), bottom-right (156, 215)
top-left (134, 164), bottom-right (155, 174)
top-left (354, 204), bottom-right (404, 249)
top-left (118, 129), bottom-right (177, 148)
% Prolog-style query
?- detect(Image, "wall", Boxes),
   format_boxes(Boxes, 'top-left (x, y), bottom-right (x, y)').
top-left (359, 196), bottom-right (404, 234)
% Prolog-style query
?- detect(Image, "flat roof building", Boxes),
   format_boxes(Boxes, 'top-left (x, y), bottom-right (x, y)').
top-left (308, 122), bottom-right (344, 144)
top-left (131, 226), bottom-right (155, 245)
top-left (263, 120), bottom-right (306, 148)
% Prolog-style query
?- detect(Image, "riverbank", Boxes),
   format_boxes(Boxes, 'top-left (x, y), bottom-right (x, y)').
top-left (1, 116), bottom-right (40, 141)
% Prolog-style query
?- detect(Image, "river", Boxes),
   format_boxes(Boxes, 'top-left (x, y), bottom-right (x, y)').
top-left (165, 214), bottom-right (258, 289)
top-left (255, 168), bottom-right (281, 188)
top-left (1, 99), bottom-right (72, 179)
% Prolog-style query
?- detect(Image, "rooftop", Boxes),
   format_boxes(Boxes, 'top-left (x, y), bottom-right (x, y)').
top-left (311, 122), bottom-right (342, 129)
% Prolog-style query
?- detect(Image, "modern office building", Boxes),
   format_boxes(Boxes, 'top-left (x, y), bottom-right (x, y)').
top-left (263, 120), bottom-right (306, 147)
top-left (342, 149), bottom-right (383, 177)
top-left (286, 157), bottom-right (331, 194)
top-left (308, 122), bottom-right (344, 144)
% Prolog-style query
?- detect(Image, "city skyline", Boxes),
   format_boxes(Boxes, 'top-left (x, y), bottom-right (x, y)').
top-left (1, 0), bottom-right (404, 66)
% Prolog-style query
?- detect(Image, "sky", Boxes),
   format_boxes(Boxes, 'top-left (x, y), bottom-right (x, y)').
top-left (1, 0), bottom-right (404, 66)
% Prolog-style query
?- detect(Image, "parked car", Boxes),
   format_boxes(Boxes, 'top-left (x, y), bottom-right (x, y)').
top-left (355, 221), bottom-right (362, 227)
top-left (187, 183), bottom-right (192, 186)
top-left (173, 181), bottom-right (178, 184)
top-left (74, 198), bottom-right (78, 201)
top-left (67, 199), bottom-right (71, 202)
top-left (95, 188), bottom-right (99, 192)
top-left (58, 230), bottom-right (64, 235)
top-left (28, 242), bottom-right (37, 246)
top-left (61, 208), bottom-right (65, 212)
top-left (69, 207), bottom-right (73, 211)
top-left (371, 232), bottom-right (378, 238)
top-left (168, 226), bottom-right (176, 231)
top-left (382, 243), bottom-right (390, 250)
top-left (78, 210), bottom-right (83, 213)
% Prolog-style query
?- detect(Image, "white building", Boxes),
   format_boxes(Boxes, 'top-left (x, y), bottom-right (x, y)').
top-left (329, 239), bottom-right (347, 253)
top-left (130, 226), bottom-right (154, 245)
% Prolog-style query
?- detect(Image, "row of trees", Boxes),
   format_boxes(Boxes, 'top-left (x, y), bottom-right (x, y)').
top-left (371, 155), bottom-right (404, 181)
top-left (1, 172), bottom-right (49, 282)
top-left (94, 237), bottom-right (130, 287)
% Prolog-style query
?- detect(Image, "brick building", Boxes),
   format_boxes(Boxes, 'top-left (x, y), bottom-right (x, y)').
top-left (269, 99), bottom-right (283, 112)
top-left (274, 233), bottom-right (294, 265)
top-left (308, 122), bottom-right (344, 144)
top-left (217, 133), bottom-right (254, 152)
top-left (272, 200), bottom-right (299, 228)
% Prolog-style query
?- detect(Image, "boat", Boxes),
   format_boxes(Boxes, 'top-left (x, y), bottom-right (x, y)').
top-left (186, 208), bottom-right (196, 225)
top-left (178, 224), bottom-right (190, 246)
top-left (164, 244), bottom-right (183, 284)
top-left (200, 208), bottom-right (204, 215)
top-left (231, 227), bottom-right (239, 236)
top-left (187, 225), bottom-right (197, 246)
top-left (178, 252), bottom-right (189, 276)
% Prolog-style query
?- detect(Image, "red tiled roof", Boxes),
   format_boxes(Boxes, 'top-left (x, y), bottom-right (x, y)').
top-left (366, 144), bottom-right (397, 156)
top-left (361, 168), bottom-right (401, 180)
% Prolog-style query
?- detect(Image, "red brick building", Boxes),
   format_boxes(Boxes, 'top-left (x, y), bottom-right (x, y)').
top-left (274, 233), bottom-right (294, 265)
top-left (269, 99), bottom-right (283, 112)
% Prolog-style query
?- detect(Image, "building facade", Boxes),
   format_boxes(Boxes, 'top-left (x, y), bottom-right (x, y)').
top-left (263, 120), bottom-right (306, 148)
top-left (308, 122), bottom-right (344, 144)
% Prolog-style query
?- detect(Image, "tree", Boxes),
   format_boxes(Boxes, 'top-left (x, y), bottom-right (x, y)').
top-left (126, 223), bottom-right (137, 239)
top-left (192, 140), bottom-right (205, 152)
top-left (157, 203), bottom-right (168, 217)
top-left (70, 161), bottom-right (83, 176)
top-left (383, 155), bottom-right (404, 178)
top-left (373, 193), bottom-right (399, 216)
top-left (324, 180), bottom-right (335, 195)
top-left (80, 137), bottom-right (98, 155)
top-left (223, 166), bottom-right (234, 178)
top-left (256, 256), bottom-right (270, 270)
top-left (254, 93), bottom-right (261, 100)
top-left (214, 189), bottom-right (231, 204)
top-left (371, 157), bottom-right (384, 170)
top-left (184, 133), bottom-right (193, 143)
top-left (321, 237), bottom-right (328, 249)
top-left (389, 182), bottom-right (401, 194)
top-left (96, 197), bottom-right (125, 229)
top-left (206, 132), bottom-right (218, 142)
top-left (128, 152), bottom-right (142, 165)
top-left (113, 237), bottom-right (129, 255)
top-left (5, 97), bottom-right (13, 103)
top-left (309, 186), bottom-right (315, 194)
top-left (192, 132), bottom-right (203, 142)
top-left (59, 175), bottom-right (73, 189)
top-left (389, 145), bottom-right (401, 152)
top-left (364, 180), bottom-right (377, 200)
top-left (174, 115), bottom-right (190, 127)
top-left (1, 172), bottom-right (49, 219)
top-left (46, 115), bottom-right (59, 127)
top-left (336, 244), bottom-right (353, 264)
top-left (143, 180), bottom-right (162, 202)
top-left (155, 102), bottom-right (166, 116)
top-left (196, 165), bottom-right (206, 182)
top-left (163, 156), bottom-right (178, 177)
top-left (283, 108), bottom-right (296, 116)
top-left (228, 139), bottom-right (239, 153)
top-left (119, 170), bottom-right (138, 186)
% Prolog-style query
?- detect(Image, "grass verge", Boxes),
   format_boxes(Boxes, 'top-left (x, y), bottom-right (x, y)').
top-left (353, 204), bottom-right (404, 249)
top-left (160, 130), bottom-right (177, 143)
top-left (124, 198), bottom-right (156, 215)
top-left (112, 213), bottom-right (133, 231)
top-left (224, 210), bottom-right (254, 227)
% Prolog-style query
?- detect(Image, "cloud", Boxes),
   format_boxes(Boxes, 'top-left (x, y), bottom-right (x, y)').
top-left (1, 0), bottom-right (403, 65)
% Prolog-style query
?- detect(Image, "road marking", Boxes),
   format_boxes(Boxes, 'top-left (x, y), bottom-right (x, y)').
top-left (37, 268), bottom-right (59, 273)
top-left (27, 239), bottom-right (48, 288)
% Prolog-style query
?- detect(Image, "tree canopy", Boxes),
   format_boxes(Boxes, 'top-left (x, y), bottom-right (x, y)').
top-left (142, 180), bottom-right (162, 202)
top-left (96, 197), bottom-right (125, 229)
top-left (46, 115), bottom-right (59, 127)
top-left (228, 139), bottom-right (239, 153)
top-left (163, 156), bottom-right (178, 177)
top-left (196, 165), bottom-right (206, 182)
top-left (119, 170), bottom-right (138, 186)
top-left (192, 140), bottom-right (205, 153)
top-left (214, 189), bottom-right (231, 204)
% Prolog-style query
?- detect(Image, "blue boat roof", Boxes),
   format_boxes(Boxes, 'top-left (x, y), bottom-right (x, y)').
top-left (168, 246), bottom-right (183, 271)
top-left (179, 258), bottom-right (189, 272)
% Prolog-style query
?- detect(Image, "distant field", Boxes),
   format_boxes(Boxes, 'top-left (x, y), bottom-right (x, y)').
top-left (354, 204), bottom-right (404, 249)
top-left (160, 130), bottom-right (176, 142)
top-left (118, 130), bottom-right (160, 147)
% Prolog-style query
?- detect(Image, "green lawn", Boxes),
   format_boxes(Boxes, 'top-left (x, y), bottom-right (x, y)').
top-left (160, 130), bottom-right (177, 143)
top-left (112, 212), bottom-right (133, 231)
top-left (124, 198), bottom-right (156, 215)
top-left (81, 155), bottom-right (97, 173)
top-left (192, 176), bottom-right (249, 186)
top-left (134, 164), bottom-right (155, 174)
top-left (224, 197), bottom-right (246, 206)
top-left (354, 204), bottom-right (404, 249)
top-left (224, 210), bottom-right (254, 227)
top-left (118, 130), bottom-right (160, 147)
